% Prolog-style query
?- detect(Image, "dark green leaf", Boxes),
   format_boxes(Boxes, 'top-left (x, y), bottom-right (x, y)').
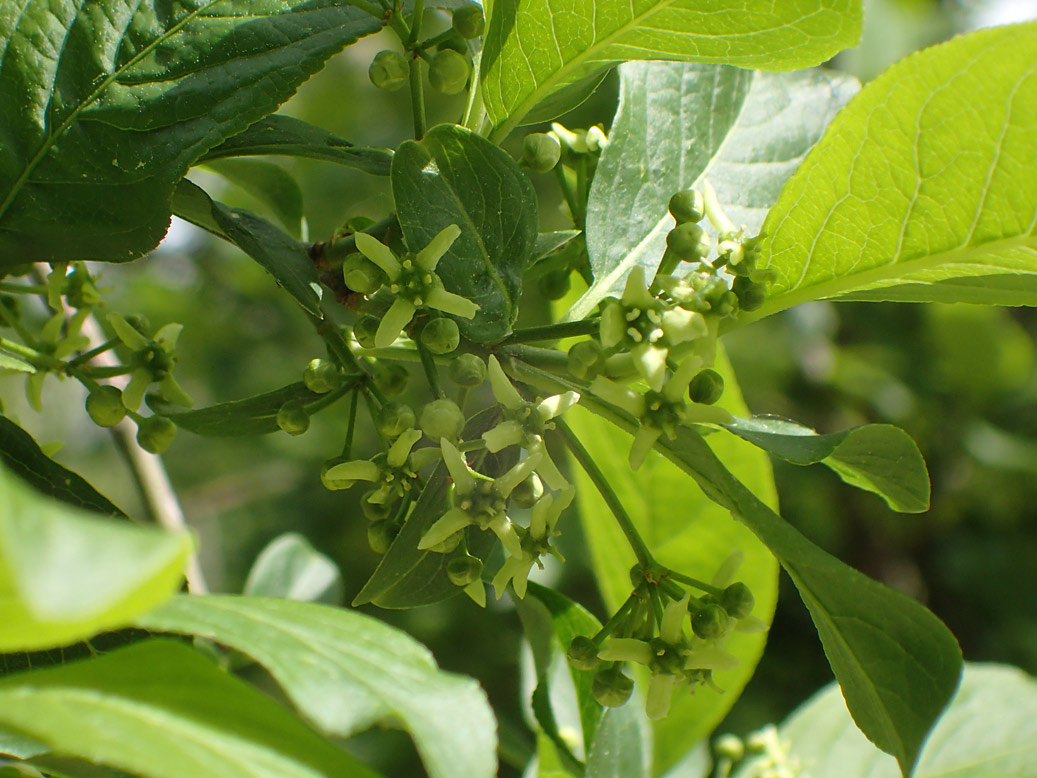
top-left (0, 1), bottom-right (382, 269)
top-left (0, 416), bottom-right (124, 516)
top-left (723, 417), bottom-right (930, 513)
top-left (585, 704), bottom-right (651, 778)
top-left (521, 68), bottom-right (614, 127)
top-left (243, 533), bottom-right (344, 605)
top-left (753, 22), bottom-right (1037, 319)
top-left (138, 596), bottom-right (495, 778)
top-left (392, 123), bottom-right (538, 342)
top-left (199, 115), bottom-right (393, 176)
top-left (204, 159), bottom-right (306, 239)
top-left (534, 231), bottom-right (583, 262)
top-left (0, 640), bottom-right (381, 778)
top-left (154, 381), bottom-right (321, 437)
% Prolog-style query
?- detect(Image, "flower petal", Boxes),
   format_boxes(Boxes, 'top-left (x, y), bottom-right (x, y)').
top-left (598, 638), bottom-right (654, 665)
top-left (660, 594), bottom-right (691, 644)
top-left (620, 266), bottom-right (654, 309)
top-left (106, 313), bottom-right (149, 350)
top-left (354, 233), bottom-right (401, 280)
top-left (663, 355), bottom-right (704, 403)
top-left (122, 369), bottom-right (151, 412)
top-left (154, 323), bottom-right (183, 352)
top-left (487, 356), bottom-right (525, 410)
top-left (324, 459), bottom-right (381, 483)
top-left (440, 438), bottom-right (476, 494)
top-left (418, 508), bottom-right (472, 550)
top-left (600, 301), bottom-right (626, 348)
top-left (711, 550), bottom-right (744, 588)
top-left (632, 343), bottom-right (668, 392)
top-left (387, 427), bottom-right (423, 468)
top-left (375, 297), bottom-right (416, 348)
top-left (628, 424), bottom-right (662, 470)
top-left (482, 420), bottom-right (524, 453)
top-left (646, 673), bottom-right (679, 720)
top-left (487, 514), bottom-right (523, 558)
top-left (495, 449), bottom-right (542, 498)
top-left (536, 391), bottom-right (580, 422)
top-left (684, 647), bottom-right (740, 672)
top-left (589, 376), bottom-right (644, 418)
top-left (159, 374), bottom-right (194, 408)
top-left (415, 224), bottom-right (461, 271)
top-left (463, 579), bottom-right (487, 607)
top-left (425, 287), bottom-right (479, 319)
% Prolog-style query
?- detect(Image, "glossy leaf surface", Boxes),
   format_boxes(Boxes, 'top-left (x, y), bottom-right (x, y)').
top-left (585, 704), bottom-right (651, 778)
top-left (204, 159), bottom-right (306, 239)
top-left (243, 533), bottom-right (344, 605)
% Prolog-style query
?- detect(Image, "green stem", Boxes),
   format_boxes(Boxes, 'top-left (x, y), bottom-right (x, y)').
top-left (416, 340), bottom-right (443, 398)
top-left (409, 57), bottom-right (427, 139)
top-left (499, 344), bottom-right (572, 374)
top-left (0, 282), bottom-right (48, 294)
top-left (503, 319), bottom-right (599, 345)
top-left (0, 337), bottom-right (45, 365)
top-left (592, 593), bottom-right (639, 643)
top-left (0, 301), bottom-right (37, 345)
top-left (554, 165), bottom-right (581, 226)
top-left (303, 380), bottom-right (356, 415)
top-left (408, 0), bottom-right (425, 45)
top-left (418, 27), bottom-right (456, 50)
top-left (341, 390), bottom-right (360, 457)
top-left (66, 338), bottom-right (119, 368)
top-left (665, 569), bottom-right (723, 598)
top-left (361, 388), bottom-right (389, 449)
top-left (310, 311), bottom-right (386, 404)
top-left (82, 365), bottom-right (133, 379)
top-left (555, 418), bottom-right (655, 568)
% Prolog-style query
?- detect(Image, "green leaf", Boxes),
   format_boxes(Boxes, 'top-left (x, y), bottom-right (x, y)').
top-left (392, 123), bottom-right (538, 342)
top-left (0, 416), bottom-right (125, 517)
top-left (137, 596), bottom-right (496, 778)
top-left (534, 231), bottom-right (583, 263)
top-left (0, 354), bottom-right (35, 373)
top-left (0, 640), bottom-right (381, 778)
top-left (0, 1), bottom-right (382, 269)
top-left (585, 704), bottom-right (652, 778)
top-left (567, 347), bottom-right (779, 774)
top-left (479, 0), bottom-right (861, 140)
top-left (753, 22), bottom-right (1037, 320)
top-left (204, 159), bottom-right (306, 239)
top-left (723, 417), bottom-right (930, 513)
top-left (171, 180), bottom-right (322, 316)
top-left (154, 381), bottom-right (321, 437)
top-left (0, 462), bottom-right (189, 652)
top-left (732, 663), bottom-right (1036, 778)
top-left (199, 115), bottom-right (393, 176)
top-left (243, 533), bottom-right (344, 605)
top-left (570, 61), bottom-right (857, 319)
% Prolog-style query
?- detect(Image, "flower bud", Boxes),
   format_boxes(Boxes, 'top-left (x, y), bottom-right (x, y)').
top-left (451, 4), bottom-right (485, 39)
top-left (448, 353), bottom-right (486, 387)
top-left (136, 416), bottom-right (176, 454)
top-left (521, 133), bottom-right (561, 173)
top-left (420, 317), bottom-right (460, 355)
top-left (692, 603), bottom-right (729, 640)
top-left (377, 402), bottom-right (416, 438)
top-left (369, 50), bottom-right (408, 91)
top-left (714, 734), bottom-right (745, 761)
top-left (666, 223), bottom-right (710, 261)
top-left (688, 368), bottom-right (724, 405)
top-left (368, 519), bottom-right (398, 554)
top-left (567, 340), bottom-right (605, 381)
top-left (342, 252), bottom-right (385, 295)
top-left (668, 189), bottom-right (705, 224)
top-left (721, 582), bottom-right (754, 620)
top-left (419, 398), bottom-right (465, 441)
top-left (86, 385), bottom-right (127, 427)
top-left (304, 358), bottom-right (342, 394)
top-left (361, 491), bottom-right (395, 521)
top-left (447, 554), bottom-right (483, 586)
top-left (353, 315), bottom-right (380, 349)
top-left (373, 363), bottom-right (410, 397)
top-left (732, 276), bottom-right (766, 312)
top-left (428, 49), bottom-right (470, 94)
top-left (320, 457), bottom-right (351, 490)
top-left (277, 400), bottom-right (310, 436)
top-left (509, 472), bottom-right (544, 509)
top-left (566, 636), bottom-right (601, 672)
top-left (538, 269), bottom-right (571, 300)
top-left (592, 668), bottom-right (634, 707)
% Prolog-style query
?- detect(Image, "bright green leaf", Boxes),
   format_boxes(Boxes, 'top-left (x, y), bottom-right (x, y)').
top-left (752, 22), bottom-right (1037, 320)
top-left (732, 663), bottom-right (1036, 778)
top-left (570, 61), bottom-right (857, 319)
top-left (204, 159), bottom-right (306, 239)
top-left (392, 124), bottom-right (538, 342)
top-left (137, 596), bottom-right (496, 778)
top-left (480, 0), bottom-right (861, 140)
top-left (0, 355), bottom-right (35, 374)
top-left (585, 704), bottom-right (652, 778)
top-left (243, 533), bottom-right (344, 605)
top-left (0, 640), bottom-right (381, 778)
top-left (723, 417), bottom-right (930, 513)
top-left (0, 1), bottom-right (382, 269)
top-left (0, 462), bottom-right (189, 651)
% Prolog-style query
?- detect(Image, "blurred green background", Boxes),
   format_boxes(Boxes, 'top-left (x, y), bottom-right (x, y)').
top-left (2, 0), bottom-right (1034, 775)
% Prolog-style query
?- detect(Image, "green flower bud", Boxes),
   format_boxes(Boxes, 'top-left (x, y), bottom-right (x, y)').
top-left (419, 398), bottom-right (465, 442)
top-left (714, 734), bottom-right (745, 761)
top-left (566, 636), bottom-right (601, 672)
top-left (538, 269), bottom-right (571, 300)
top-left (447, 554), bottom-right (483, 586)
top-left (732, 276), bottom-right (766, 312)
top-left (521, 133), bottom-right (562, 173)
top-left (369, 50), bottom-right (408, 91)
top-left (721, 582), bottom-right (754, 620)
top-left (668, 189), bottom-right (705, 224)
top-left (421, 317), bottom-right (460, 355)
top-left (692, 603), bottom-right (729, 640)
top-left (342, 252), bottom-right (385, 295)
top-left (353, 315), bottom-right (380, 349)
top-left (368, 519), bottom-right (398, 554)
top-left (320, 457), bottom-right (351, 490)
top-left (361, 491), bottom-right (395, 521)
top-left (592, 668), bottom-right (634, 707)
top-left (373, 362), bottom-right (410, 397)
top-left (304, 358), bottom-right (343, 394)
top-left (277, 400), bottom-right (310, 436)
top-left (136, 416), bottom-right (176, 455)
top-left (688, 369), bottom-right (724, 405)
top-left (509, 472), bottom-right (544, 509)
top-left (377, 402), bottom-right (416, 438)
top-left (428, 49), bottom-right (470, 94)
top-left (666, 222), bottom-right (711, 262)
top-left (86, 385), bottom-right (127, 427)
top-left (452, 4), bottom-right (485, 39)
top-left (567, 340), bottom-right (605, 381)
top-left (449, 353), bottom-right (486, 387)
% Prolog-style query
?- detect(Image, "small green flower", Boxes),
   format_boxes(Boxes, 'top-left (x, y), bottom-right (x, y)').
top-left (491, 486), bottom-right (573, 599)
top-left (23, 311), bottom-right (91, 411)
top-left (107, 313), bottom-right (192, 411)
top-left (321, 429), bottom-right (434, 502)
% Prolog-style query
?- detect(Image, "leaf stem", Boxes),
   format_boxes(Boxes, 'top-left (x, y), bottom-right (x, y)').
top-left (342, 390), bottom-right (360, 457)
top-left (665, 569), bottom-right (723, 597)
top-left (415, 337), bottom-right (443, 398)
top-left (409, 58), bottom-right (427, 139)
top-left (593, 592), bottom-right (639, 642)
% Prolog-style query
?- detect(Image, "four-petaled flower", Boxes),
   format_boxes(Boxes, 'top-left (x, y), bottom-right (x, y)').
top-left (107, 313), bottom-right (192, 411)
top-left (491, 486), bottom-right (574, 598)
top-left (322, 428), bottom-right (439, 502)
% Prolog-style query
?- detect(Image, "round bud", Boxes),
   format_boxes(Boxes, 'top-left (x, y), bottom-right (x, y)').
top-left (123, 314), bottom-right (152, 338)
top-left (592, 668), bottom-right (634, 707)
top-left (448, 353), bottom-right (486, 387)
top-left (428, 50), bottom-right (470, 95)
top-left (721, 582), bottom-right (755, 620)
top-left (419, 398), bottom-right (465, 442)
top-left (714, 734), bottom-right (745, 761)
top-left (342, 252), bottom-right (385, 295)
top-left (668, 189), bottom-right (705, 224)
top-left (361, 491), bottom-right (395, 521)
top-left (277, 400), bottom-right (310, 436)
top-left (369, 50), bottom-right (408, 91)
top-left (353, 315), bottom-right (380, 349)
top-left (629, 564), bottom-right (644, 588)
top-left (732, 276), bottom-right (766, 312)
top-left (420, 317), bottom-right (460, 355)
top-left (538, 269), bottom-right (571, 301)
top-left (688, 369), bottom-right (724, 405)
top-left (86, 385), bottom-right (127, 427)
top-left (521, 133), bottom-right (562, 173)
top-left (377, 402), bottom-right (416, 438)
top-left (136, 416), bottom-right (177, 455)
top-left (692, 603), bottom-right (730, 640)
top-left (510, 472), bottom-right (544, 509)
top-left (368, 519), bottom-right (398, 554)
top-left (566, 636), bottom-right (601, 672)
top-left (451, 5), bottom-right (485, 39)
top-left (567, 340), bottom-right (605, 381)
top-left (666, 223), bottom-right (711, 262)
top-left (304, 358), bottom-right (342, 394)
top-left (320, 457), bottom-right (353, 491)
top-left (373, 363), bottom-right (410, 397)
top-left (447, 554), bottom-right (483, 586)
